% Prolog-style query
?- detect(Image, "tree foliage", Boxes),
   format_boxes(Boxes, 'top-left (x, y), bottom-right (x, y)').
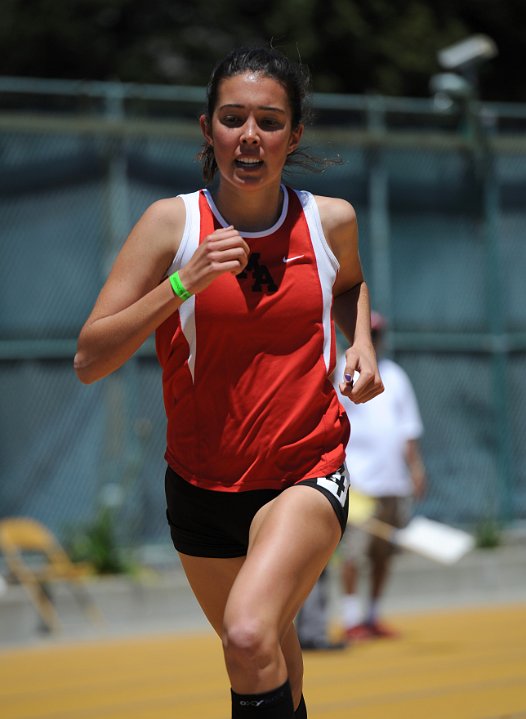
top-left (1, 0), bottom-right (524, 101)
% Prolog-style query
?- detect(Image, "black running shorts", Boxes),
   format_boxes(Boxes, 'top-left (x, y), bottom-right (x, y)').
top-left (165, 464), bottom-right (350, 558)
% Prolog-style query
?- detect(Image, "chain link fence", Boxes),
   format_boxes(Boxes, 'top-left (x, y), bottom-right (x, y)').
top-left (1, 79), bottom-right (525, 552)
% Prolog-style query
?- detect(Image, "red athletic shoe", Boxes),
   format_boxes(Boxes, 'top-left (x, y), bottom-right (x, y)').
top-left (344, 623), bottom-right (374, 641)
top-left (367, 620), bottom-right (400, 639)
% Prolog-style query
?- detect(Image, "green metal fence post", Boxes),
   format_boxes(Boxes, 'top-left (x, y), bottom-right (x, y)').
top-left (478, 108), bottom-right (515, 523)
top-left (366, 96), bottom-right (392, 344)
top-left (99, 83), bottom-right (141, 549)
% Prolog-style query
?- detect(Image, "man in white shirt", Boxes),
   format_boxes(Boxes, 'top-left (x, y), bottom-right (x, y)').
top-left (339, 311), bottom-right (426, 640)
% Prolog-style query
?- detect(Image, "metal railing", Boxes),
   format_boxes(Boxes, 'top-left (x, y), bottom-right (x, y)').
top-left (1, 76), bottom-right (525, 539)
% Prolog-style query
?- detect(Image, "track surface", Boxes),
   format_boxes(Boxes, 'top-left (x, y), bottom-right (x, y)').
top-left (1, 604), bottom-right (525, 719)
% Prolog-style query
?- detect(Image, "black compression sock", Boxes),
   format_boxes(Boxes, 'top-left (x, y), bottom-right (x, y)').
top-left (231, 679), bottom-right (294, 718)
top-left (294, 694), bottom-right (307, 718)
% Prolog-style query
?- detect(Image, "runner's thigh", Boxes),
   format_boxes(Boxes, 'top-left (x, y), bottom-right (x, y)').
top-left (178, 553), bottom-right (245, 635)
top-left (225, 484), bottom-right (342, 636)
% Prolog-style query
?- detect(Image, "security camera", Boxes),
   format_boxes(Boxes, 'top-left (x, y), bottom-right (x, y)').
top-left (438, 35), bottom-right (498, 71)
top-left (429, 73), bottom-right (474, 101)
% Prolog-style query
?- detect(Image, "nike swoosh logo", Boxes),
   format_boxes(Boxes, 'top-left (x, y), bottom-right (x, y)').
top-left (282, 254), bottom-right (304, 263)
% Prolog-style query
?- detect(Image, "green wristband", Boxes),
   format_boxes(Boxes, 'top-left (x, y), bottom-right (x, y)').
top-left (169, 271), bottom-right (192, 302)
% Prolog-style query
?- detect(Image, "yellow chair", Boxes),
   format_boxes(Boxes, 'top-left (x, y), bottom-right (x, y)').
top-left (0, 517), bottom-right (104, 632)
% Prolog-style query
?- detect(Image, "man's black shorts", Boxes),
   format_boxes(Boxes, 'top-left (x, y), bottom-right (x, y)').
top-left (165, 464), bottom-right (350, 558)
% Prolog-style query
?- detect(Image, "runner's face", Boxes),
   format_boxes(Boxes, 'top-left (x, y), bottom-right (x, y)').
top-left (201, 72), bottom-right (303, 191)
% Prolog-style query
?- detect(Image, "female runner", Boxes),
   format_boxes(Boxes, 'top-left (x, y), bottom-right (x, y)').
top-left (75, 45), bottom-right (383, 719)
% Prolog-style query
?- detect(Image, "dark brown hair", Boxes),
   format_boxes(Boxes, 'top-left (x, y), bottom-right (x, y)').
top-left (199, 46), bottom-right (326, 182)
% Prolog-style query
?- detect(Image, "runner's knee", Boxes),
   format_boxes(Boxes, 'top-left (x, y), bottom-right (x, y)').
top-left (222, 616), bottom-right (277, 675)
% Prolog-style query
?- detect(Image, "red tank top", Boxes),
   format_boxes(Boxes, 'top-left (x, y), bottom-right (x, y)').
top-left (155, 186), bottom-right (349, 491)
